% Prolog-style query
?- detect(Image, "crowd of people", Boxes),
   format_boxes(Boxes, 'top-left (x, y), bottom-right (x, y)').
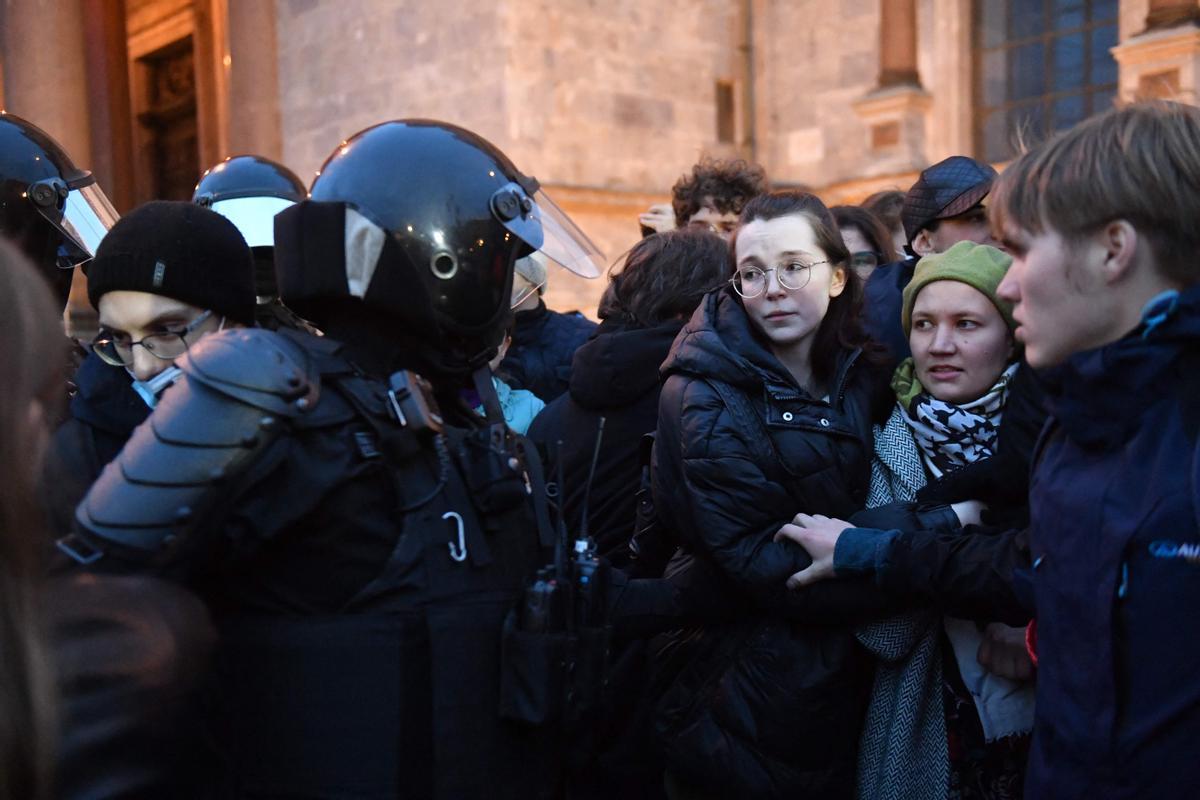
top-left (0, 97), bottom-right (1196, 799)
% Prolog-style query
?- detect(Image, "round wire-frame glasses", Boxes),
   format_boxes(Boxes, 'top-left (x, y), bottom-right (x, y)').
top-left (730, 261), bottom-right (828, 299)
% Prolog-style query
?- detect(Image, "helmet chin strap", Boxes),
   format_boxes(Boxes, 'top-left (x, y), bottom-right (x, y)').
top-left (471, 364), bottom-right (504, 426)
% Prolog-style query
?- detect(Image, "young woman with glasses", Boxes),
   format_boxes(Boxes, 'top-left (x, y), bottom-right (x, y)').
top-left (832, 205), bottom-right (898, 283)
top-left (43, 201), bottom-right (255, 534)
top-left (651, 190), bottom-right (896, 798)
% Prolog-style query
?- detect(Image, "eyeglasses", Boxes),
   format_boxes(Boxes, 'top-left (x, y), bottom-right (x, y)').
top-left (730, 261), bottom-right (828, 299)
top-left (686, 219), bottom-right (738, 237)
top-left (848, 250), bottom-right (884, 270)
top-left (92, 309), bottom-right (216, 367)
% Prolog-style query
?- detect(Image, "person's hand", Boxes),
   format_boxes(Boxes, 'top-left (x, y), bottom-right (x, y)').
top-left (951, 499), bottom-right (988, 527)
top-left (638, 203), bottom-right (676, 234)
top-left (976, 622), bottom-right (1035, 681)
top-left (773, 513), bottom-right (853, 589)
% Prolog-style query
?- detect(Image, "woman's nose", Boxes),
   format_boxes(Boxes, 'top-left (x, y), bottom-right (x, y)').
top-left (764, 269), bottom-right (786, 297)
top-left (929, 324), bottom-right (957, 353)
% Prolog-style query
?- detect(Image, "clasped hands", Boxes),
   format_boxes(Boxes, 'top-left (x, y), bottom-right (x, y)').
top-left (772, 513), bottom-right (850, 589)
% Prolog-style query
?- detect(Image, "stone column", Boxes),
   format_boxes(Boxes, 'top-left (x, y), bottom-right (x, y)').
top-left (82, 0), bottom-right (135, 212)
top-left (852, 0), bottom-right (931, 175)
top-left (0, 0), bottom-right (93, 161)
top-left (879, 0), bottom-right (920, 87)
top-left (226, 0), bottom-right (283, 159)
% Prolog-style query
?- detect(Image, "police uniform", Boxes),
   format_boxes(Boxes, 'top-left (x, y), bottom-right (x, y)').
top-left (61, 120), bottom-right (605, 798)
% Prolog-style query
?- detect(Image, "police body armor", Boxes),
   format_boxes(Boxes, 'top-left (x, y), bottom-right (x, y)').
top-left (64, 327), bottom-right (559, 798)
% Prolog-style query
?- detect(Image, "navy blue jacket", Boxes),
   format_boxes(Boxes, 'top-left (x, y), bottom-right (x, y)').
top-left (500, 299), bottom-right (597, 402)
top-left (862, 256), bottom-right (917, 367)
top-left (1025, 284), bottom-right (1200, 798)
top-left (43, 353), bottom-right (148, 534)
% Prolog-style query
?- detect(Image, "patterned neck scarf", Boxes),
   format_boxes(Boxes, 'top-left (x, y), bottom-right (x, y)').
top-left (891, 359), bottom-right (1018, 479)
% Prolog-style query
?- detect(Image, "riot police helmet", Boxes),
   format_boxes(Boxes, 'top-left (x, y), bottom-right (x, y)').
top-left (0, 112), bottom-right (120, 304)
top-left (274, 120), bottom-right (603, 371)
top-left (192, 155), bottom-right (305, 249)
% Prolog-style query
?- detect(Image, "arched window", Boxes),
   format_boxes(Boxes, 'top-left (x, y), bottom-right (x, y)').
top-left (974, 0), bottom-right (1118, 162)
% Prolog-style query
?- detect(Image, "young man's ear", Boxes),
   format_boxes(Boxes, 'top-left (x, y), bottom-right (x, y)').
top-left (911, 229), bottom-right (937, 257)
top-left (1097, 219), bottom-right (1138, 286)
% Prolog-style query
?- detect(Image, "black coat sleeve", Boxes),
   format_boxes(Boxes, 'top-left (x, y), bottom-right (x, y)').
top-left (875, 523), bottom-right (1035, 626)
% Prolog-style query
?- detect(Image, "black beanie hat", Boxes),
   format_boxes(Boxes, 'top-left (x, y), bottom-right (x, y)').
top-left (87, 200), bottom-right (256, 325)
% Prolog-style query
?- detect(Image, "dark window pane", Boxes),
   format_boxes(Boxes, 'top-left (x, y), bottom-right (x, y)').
top-left (982, 49), bottom-right (1008, 106)
top-left (981, 0), bottom-right (1009, 48)
top-left (1090, 0), bottom-right (1118, 22)
top-left (1010, 0), bottom-right (1044, 39)
top-left (982, 109), bottom-right (1011, 162)
top-left (1053, 33), bottom-right (1085, 91)
top-left (1053, 94), bottom-right (1086, 130)
top-left (1090, 24), bottom-right (1118, 85)
top-left (1089, 87), bottom-right (1116, 115)
top-left (1011, 41), bottom-right (1046, 100)
top-left (1053, 0), bottom-right (1085, 29)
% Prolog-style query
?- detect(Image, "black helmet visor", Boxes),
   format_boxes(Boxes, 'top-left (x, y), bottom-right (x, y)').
top-left (33, 177), bottom-right (119, 268)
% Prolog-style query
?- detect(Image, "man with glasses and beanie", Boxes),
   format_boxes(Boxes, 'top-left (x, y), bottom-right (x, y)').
top-left (44, 200), bottom-right (254, 534)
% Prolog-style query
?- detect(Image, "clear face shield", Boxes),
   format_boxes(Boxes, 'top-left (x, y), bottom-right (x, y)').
top-left (491, 181), bottom-right (604, 308)
top-left (29, 176), bottom-right (120, 270)
top-left (206, 196), bottom-right (297, 248)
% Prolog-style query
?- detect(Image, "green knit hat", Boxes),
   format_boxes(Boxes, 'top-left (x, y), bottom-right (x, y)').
top-left (901, 240), bottom-right (1015, 335)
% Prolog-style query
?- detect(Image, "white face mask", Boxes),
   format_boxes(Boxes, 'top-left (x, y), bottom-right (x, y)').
top-left (126, 365), bottom-right (184, 409)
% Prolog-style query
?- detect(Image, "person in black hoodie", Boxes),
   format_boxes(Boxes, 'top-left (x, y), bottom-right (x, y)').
top-left (528, 229), bottom-right (729, 800)
top-left (529, 228), bottom-right (731, 565)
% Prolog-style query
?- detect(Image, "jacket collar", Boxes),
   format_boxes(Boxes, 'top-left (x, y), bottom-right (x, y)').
top-left (1044, 282), bottom-right (1200, 447)
top-left (662, 287), bottom-right (861, 405)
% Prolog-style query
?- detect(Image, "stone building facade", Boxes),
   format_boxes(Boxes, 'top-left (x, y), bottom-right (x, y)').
top-left (1, 0), bottom-right (1198, 318)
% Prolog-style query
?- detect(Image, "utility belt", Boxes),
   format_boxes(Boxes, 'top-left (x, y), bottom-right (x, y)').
top-left (338, 365), bottom-right (613, 735)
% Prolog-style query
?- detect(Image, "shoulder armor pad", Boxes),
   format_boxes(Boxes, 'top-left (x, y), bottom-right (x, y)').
top-left (176, 328), bottom-right (320, 418)
top-left (66, 370), bottom-right (289, 569)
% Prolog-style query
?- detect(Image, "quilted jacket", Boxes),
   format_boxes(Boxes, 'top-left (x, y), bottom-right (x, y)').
top-left (651, 288), bottom-right (895, 798)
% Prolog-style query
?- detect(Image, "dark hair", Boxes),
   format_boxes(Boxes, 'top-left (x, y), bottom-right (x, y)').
top-left (991, 101), bottom-right (1200, 287)
top-left (671, 157), bottom-right (769, 228)
top-left (831, 205), bottom-right (898, 264)
top-left (0, 239), bottom-right (63, 800)
top-left (600, 229), bottom-right (731, 326)
top-left (732, 190), bottom-right (878, 387)
top-left (861, 189), bottom-right (905, 235)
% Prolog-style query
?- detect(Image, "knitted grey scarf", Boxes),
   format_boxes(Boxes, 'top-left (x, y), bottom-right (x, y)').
top-left (855, 406), bottom-right (949, 800)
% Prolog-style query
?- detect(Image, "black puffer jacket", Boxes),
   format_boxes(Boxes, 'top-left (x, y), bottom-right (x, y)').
top-left (652, 288), bottom-right (894, 799)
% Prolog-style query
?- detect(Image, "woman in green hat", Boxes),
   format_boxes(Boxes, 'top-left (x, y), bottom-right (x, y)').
top-left (781, 239), bottom-right (1034, 800)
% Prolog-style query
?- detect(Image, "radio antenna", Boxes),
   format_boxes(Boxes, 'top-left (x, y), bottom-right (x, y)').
top-left (578, 417), bottom-right (606, 544)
